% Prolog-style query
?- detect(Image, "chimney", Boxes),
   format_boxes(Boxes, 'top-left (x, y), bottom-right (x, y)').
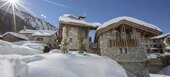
top-left (78, 16), bottom-right (86, 20)
top-left (24, 26), bottom-right (27, 30)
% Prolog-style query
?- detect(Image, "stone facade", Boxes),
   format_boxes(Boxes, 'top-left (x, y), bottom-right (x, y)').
top-left (145, 39), bottom-right (164, 53)
top-left (32, 34), bottom-right (57, 48)
top-left (95, 16), bottom-right (163, 77)
top-left (61, 26), bottom-right (90, 51)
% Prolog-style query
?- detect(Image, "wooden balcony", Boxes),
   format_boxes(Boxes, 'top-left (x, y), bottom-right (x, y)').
top-left (110, 39), bottom-right (139, 47)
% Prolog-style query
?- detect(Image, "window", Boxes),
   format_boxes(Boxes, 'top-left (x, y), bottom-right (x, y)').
top-left (119, 48), bottom-right (122, 53)
top-left (146, 45), bottom-right (148, 47)
top-left (125, 48), bottom-right (127, 53)
top-left (70, 38), bottom-right (72, 42)
top-left (150, 45), bottom-right (152, 47)
top-left (153, 40), bottom-right (156, 43)
top-left (154, 45), bottom-right (157, 48)
top-left (160, 45), bottom-right (162, 48)
top-left (109, 40), bottom-right (112, 46)
top-left (37, 38), bottom-right (43, 41)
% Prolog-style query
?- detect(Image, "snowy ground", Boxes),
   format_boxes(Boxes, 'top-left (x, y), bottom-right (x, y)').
top-left (0, 40), bottom-right (43, 55)
top-left (150, 74), bottom-right (170, 77)
top-left (13, 41), bottom-right (46, 51)
top-left (0, 51), bottom-right (128, 77)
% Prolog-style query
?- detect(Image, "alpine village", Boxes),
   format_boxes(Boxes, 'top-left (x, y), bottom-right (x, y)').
top-left (0, 4), bottom-right (170, 77)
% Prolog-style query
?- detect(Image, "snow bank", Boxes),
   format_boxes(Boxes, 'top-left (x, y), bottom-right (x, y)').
top-left (0, 40), bottom-right (43, 55)
top-left (59, 14), bottom-right (101, 27)
top-left (98, 16), bottom-right (162, 31)
top-left (0, 59), bottom-right (28, 77)
top-left (27, 52), bottom-right (127, 77)
top-left (14, 41), bottom-right (46, 51)
top-left (150, 74), bottom-right (170, 77)
top-left (0, 52), bottom-right (127, 77)
top-left (49, 49), bottom-right (61, 53)
top-left (159, 65), bottom-right (170, 76)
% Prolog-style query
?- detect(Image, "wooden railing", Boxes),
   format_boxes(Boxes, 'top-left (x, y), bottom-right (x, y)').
top-left (110, 39), bottom-right (139, 47)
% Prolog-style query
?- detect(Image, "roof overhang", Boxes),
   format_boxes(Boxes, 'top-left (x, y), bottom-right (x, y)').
top-left (59, 21), bottom-right (98, 30)
top-left (94, 20), bottom-right (162, 42)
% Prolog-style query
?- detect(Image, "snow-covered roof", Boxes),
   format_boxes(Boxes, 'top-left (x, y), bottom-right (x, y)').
top-left (147, 53), bottom-right (160, 59)
top-left (3, 32), bottom-right (28, 40)
top-left (59, 14), bottom-right (101, 27)
top-left (151, 33), bottom-right (170, 39)
top-left (19, 29), bottom-right (37, 34)
top-left (32, 30), bottom-right (56, 36)
top-left (166, 46), bottom-right (170, 50)
top-left (98, 16), bottom-right (162, 32)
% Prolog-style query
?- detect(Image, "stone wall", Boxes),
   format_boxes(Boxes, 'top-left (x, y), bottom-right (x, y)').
top-left (67, 26), bottom-right (89, 51)
top-left (99, 29), bottom-right (149, 77)
top-left (146, 59), bottom-right (164, 73)
top-left (68, 27), bottom-right (79, 50)
top-left (119, 62), bottom-right (149, 77)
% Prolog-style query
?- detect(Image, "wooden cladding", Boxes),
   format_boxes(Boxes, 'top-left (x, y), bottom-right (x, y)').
top-left (110, 39), bottom-right (139, 47)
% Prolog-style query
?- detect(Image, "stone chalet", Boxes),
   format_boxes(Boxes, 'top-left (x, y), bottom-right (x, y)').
top-left (2, 32), bottom-right (28, 42)
top-left (94, 16), bottom-right (162, 77)
top-left (151, 33), bottom-right (170, 53)
top-left (59, 14), bottom-right (100, 51)
top-left (19, 29), bottom-right (57, 48)
top-left (19, 29), bottom-right (37, 40)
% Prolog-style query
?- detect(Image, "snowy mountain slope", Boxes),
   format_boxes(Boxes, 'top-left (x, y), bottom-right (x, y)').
top-left (0, 4), bottom-right (57, 34)
top-left (0, 52), bottom-right (128, 77)
top-left (20, 11), bottom-right (57, 30)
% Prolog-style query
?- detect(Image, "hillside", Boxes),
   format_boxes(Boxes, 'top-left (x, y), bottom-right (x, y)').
top-left (0, 8), bottom-right (56, 34)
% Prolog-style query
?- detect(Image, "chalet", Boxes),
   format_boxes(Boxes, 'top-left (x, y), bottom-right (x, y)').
top-left (32, 30), bottom-right (57, 48)
top-left (2, 32), bottom-right (28, 42)
top-left (19, 29), bottom-right (37, 40)
top-left (151, 33), bottom-right (170, 52)
top-left (59, 14), bottom-right (100, 52)
top-left (94, 16), bottom-right (162, 77)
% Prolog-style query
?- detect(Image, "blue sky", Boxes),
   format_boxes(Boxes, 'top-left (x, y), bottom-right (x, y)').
top-left (23, 0), bottom-right (170, 38)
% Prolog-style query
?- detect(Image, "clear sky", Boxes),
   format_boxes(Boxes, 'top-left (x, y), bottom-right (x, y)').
top-left (23, 0), bottom-right (170, 38)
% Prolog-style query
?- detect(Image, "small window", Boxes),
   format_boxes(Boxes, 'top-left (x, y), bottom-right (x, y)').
top-left (125, 48), bottom-right (127, 53)
top-left (37, 38), bottom-right (43, 41)
top-left (109, 40), bottom-right (112, 46)
top-left (153, 40), bottom-right (156, 43)
top-left (119, 48), bottom-right (122, 53)
top-left (154, 45), bottom-right (157, 47)
top-left (70, 38), bottom-right (72, 42)
top-left (150, 45), bottom-right (152, 47)
top-left (146, 45), bottom-right (148, 47)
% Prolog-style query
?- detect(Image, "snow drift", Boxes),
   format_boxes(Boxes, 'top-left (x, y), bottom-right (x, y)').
top-left (0, 40), bottom-right (43, 55)
top-left (0, 52), bottom-right (127, 77)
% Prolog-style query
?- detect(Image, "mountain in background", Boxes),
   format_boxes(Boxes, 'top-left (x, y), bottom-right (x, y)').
top-left (0, 5), bottom-right (57, 34)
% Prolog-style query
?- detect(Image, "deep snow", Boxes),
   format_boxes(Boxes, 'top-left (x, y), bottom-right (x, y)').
top-left (0, 40), bottom-right (43, 55)
top-left (0, 52), bottom-right (128, 77)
